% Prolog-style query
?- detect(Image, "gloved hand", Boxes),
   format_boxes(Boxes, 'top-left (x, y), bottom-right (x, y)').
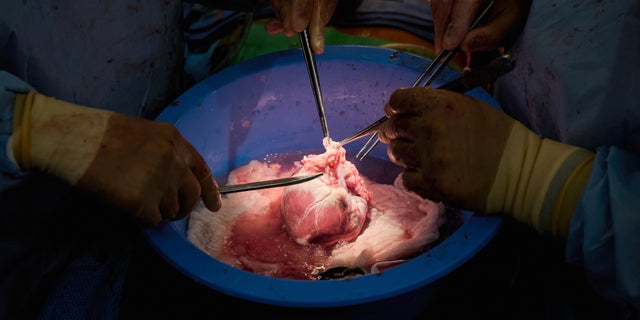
top-left (377, 87), bottom-right (594, 238)
top-left (266, 0), bottom-right (339, 53)
top-left (429, 0), bottom-right (531, 65)
top-left (11, 91), bottom-right (222, 226)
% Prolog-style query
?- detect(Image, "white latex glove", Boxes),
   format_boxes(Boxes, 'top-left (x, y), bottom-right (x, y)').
top-left (11, 91), bottom-right (222, 226)
top-left (266, 0), bottom-right (339, 53)
top-left (378, 87), bottom-right (594, 238)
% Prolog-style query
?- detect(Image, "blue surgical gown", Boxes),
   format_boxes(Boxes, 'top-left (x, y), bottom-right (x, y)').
top-left (0, 1), bottom-right (184, 318)
top-left (494, 0), bottom-right (640, 310)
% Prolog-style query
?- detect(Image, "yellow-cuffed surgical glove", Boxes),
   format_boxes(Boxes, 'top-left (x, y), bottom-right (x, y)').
top-left (11, 91), bottom-right (222, 225)
top-left (378, 87), bottom-right (594, 238)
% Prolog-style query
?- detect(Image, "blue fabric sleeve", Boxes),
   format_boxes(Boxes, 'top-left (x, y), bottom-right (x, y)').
top-left (566, 146), bottom-right (640, 310)
top-left (0, 70), bottom-right (32, 191)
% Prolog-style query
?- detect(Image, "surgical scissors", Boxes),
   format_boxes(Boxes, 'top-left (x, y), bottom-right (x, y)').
top-left (342, 0), bottom-right (496, 160)
top-left (299, 29), bottom-right (330, 139)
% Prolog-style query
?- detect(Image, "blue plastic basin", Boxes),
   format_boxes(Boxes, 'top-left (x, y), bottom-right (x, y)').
top-left (144, 45), bottom-right (502, 318)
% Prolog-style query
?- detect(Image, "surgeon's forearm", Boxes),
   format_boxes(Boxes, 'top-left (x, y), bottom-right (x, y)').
top-left (486, 121), bottom-right (595, 239)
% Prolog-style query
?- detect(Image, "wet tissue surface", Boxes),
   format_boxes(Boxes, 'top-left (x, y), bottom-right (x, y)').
top-left (187, 138), bottom-right (454, 280)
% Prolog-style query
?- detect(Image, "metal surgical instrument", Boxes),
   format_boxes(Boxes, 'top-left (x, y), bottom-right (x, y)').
top-left (299, 29), bottom-right (330, 139)
top-left (218, 173), bottom-right (323, 194)
top-left (342, 0), bottom-right (497, 160)
top-left (339, 53), bottom-right (514, 160)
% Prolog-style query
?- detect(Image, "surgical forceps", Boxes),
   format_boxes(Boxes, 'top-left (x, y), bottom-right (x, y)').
top-left (218, 173), bottom-right (323, 194)
top-left (340, 0), bottom-right (496, 160)
top-left (299, 29), bottom-right (330, 139)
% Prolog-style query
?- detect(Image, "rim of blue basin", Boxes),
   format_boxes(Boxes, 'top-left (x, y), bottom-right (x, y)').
top-left (144, 45), bottom-right (503, 308)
